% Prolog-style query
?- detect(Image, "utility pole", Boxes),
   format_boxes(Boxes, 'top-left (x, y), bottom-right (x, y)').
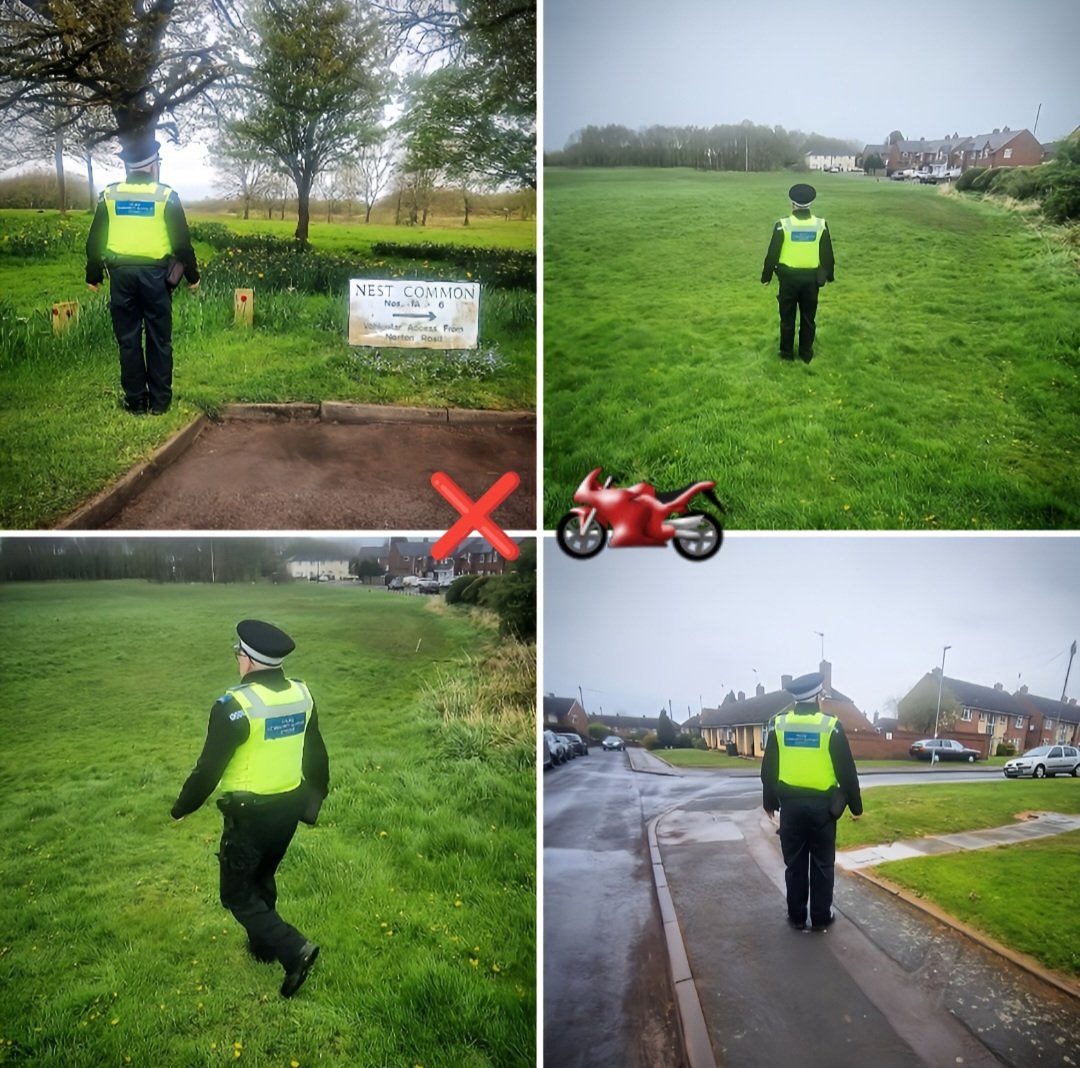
top-left (932, 645), bottom-right (951, 766)
top-left (814, 631), bottom-right (825, 661)
top-left (1033, 102), bottom-right (1042, 136)
top-left (1062, 640), bottom-right (1077, 703)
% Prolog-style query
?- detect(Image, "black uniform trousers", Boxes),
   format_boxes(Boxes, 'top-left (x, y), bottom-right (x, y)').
top-left (108, 265), bottom-right (173, 412)
top-left (217, 790), bottom-right (308, 970)
top-left (776, 268), bottom-right (820, 360)
top-left (777, 794), bottom-right (836, 925)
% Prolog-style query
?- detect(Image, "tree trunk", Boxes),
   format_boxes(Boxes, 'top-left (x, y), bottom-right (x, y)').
top-left (54, 128), bottom-right (67, 214)
top-left (365, 200), bottom-right (373, 223)
top-left (242, 192), bottom-right (251, 220)
top-left (295, 178), bottom-right (311, 243)
top-left (85, 153), bottom-right (96, 207)
top-left (462, 187), bottom-right (470, 226)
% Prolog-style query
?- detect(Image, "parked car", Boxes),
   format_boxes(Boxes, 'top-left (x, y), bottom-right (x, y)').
top-left (387, 577), bottom-right (404, 590)
top-left (909, 738), bottom-right (981, 762)
top-left (544, 730), bottom-right (568, 765)
top-left (558, 732), bottom-right (588, 757)
top-left (1002, 744), bottom-right (1080, 779)
top-left (542, 734), bottom-right (553, 771)
top-left (601, 735), bottom-right (625, 751)
top-left (417, 579), bottom-right (440, 595)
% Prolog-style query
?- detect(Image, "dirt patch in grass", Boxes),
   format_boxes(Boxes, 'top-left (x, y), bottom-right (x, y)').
top-left (98, 418), bottom-right (535, 529)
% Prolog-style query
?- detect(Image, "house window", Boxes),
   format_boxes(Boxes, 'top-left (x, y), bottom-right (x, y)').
top-left (977, 711), bottom-right (986, 722)
top-left (1015, 715), bottom-right (1024, 728)
top-left (1004, 148), bottom-right (1013, 159)
top-left (961, 708), bottom-right (972, 722)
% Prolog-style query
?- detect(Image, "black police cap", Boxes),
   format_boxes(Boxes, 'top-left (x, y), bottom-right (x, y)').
top-left (787, 672), bottom-right (825, 701)
top-left (117, 134), bottom-right (161, 166)
top-left (236, 619), bottom-right (295, 666)
top-left (788, 183), bottom-right (817, 207)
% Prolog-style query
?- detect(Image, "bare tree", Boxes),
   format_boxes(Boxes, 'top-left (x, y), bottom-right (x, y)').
top-left (353, 137), bottom-right (396, 221)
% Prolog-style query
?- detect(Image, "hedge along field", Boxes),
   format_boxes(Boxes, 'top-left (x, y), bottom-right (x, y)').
top-left (0, 210), bottom-right (535, 528)
top-left (543, 168), bottom-right (1080, 530)
top-left (0, 579), bottom-right (535, 1068)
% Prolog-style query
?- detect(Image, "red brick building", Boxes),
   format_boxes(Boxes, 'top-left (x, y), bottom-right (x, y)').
top-left (860, 127), bottom-right (1042, 179)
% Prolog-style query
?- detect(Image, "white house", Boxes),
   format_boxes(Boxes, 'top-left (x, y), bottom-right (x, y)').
top-left (804, 152), bottom-right (857, 172)
top-left (286, 554), bottom-right (352, 581)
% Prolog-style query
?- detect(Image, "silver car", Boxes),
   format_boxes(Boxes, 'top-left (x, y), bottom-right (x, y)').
top-left (1002, 744), bottom-right (1080, 779)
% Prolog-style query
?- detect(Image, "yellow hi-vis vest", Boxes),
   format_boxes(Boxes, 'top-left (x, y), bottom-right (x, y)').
top-left (218, 679), bottom-right (313, 795)
top-left (774, 710), bottom-right (839, 791)
top-left (778, 215), bottom-right (825, 269)
top-left (103, 181), bottom-right (174, 260)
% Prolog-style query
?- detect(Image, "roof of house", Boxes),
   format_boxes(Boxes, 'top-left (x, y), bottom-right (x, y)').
top-left (589, 713), bottom-right (663, 732)
top-left (543, 696), bottom-right (581, 720)
top-left (286, 552), bottom-right (351, 563)
top-left (1013, 691), bottom-right (1080, 726)
top-left (940, 675), bottom-right (1030, 717)
top-left (967, 128), bottom-right (1027, 152)
top-left (702, 678), bottom-right (874, 732)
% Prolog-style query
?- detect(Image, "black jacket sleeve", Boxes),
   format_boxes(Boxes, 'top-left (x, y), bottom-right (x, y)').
top-left (171, 697), bottom-right (248, 818)
top-left (302, 704), bottom-right (330, 798)
top-left (85, 197), bottom-right (109, 285)
top-left (829, 724), bottom-right (862, 816)
top-left (761, 222), bottom-right (784, 283)
top-left (819, 224), bottom-right (835, 284)
top-left (165, 194), bottom-right (199, 284)
top-left (760, 722), bottom-right (780, 812)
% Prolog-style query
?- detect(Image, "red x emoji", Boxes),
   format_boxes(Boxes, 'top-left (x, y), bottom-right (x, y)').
top-left (431, 470), bottom-right (520, 561)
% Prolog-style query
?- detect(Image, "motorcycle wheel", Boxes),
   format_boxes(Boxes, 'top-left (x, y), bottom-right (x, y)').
top-left (671, 511), bottom-right (723, 561)
top-left (556, 512), bottom-right (607, 559)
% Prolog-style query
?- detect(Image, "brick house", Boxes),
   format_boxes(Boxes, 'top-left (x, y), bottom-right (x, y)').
top-left (860, 127), bottom-right (1041, 178)
top-left (543, 695), bottom-right (589, 738)
top-left (588, 713), bottom-right (662, 738)
top-left (897, 670), bottom-right (1080, 751)
top-left (384, 537), bottom-right (511, 580)
top-left (700, 660), bottom-right (874, 758)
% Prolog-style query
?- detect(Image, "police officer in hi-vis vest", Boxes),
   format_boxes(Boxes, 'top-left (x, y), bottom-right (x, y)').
top-left (760, 672), bottom-right (862, 932)
top-left (172, 620), bottom-right (329, 997)
top-left (86, 132), bottom-right (200, 415)
top-left (760, 184), bottom-right (835, 362)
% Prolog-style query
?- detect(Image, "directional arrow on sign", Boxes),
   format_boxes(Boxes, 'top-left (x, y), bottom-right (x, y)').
top-left (392, 311), bottom-right (437, 321)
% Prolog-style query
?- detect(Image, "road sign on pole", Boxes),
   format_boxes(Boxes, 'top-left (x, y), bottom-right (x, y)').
top-left (349, 279), bottom-right (480, 349)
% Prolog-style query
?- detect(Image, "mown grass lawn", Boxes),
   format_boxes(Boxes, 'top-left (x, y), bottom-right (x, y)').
top-left (0, 580), bottom-right (535, 1068)
top-left (838, 781), bottom-right (1080, 979)
top-left (0, 210), bottom-right (535, 528)
top-left (651, 749), bottom-right (757, 769)
top-left (543, 168), bottom-right (1080, 529)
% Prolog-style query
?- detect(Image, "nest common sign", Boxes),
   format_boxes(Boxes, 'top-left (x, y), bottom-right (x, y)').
top-left (349, 279), bottom-right (480, 349)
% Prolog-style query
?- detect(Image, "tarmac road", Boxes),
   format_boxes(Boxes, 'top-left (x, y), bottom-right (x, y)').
top-left (543, 752), bottom-right (757, 1067)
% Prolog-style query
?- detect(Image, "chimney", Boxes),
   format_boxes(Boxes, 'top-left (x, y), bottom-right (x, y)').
top-left (1019, 685), bottom-right (1028, 694)
top-left (993, 127), bottom-right (1000, 134)
top-left (756, 683), bottom-right (765, 698)
top-left (737, 690), bottom-right (745, 702)
top-left (820, 659), bottom-right (832, 693)
top-left (994, 682), bottom-right (1003, 691)
top-left (781, 674), bottom-right (793, 691)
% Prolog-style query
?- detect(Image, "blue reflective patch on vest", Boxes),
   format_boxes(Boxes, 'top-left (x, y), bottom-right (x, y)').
top-left (783, 731), bottom-right (821, 748)
top-left (789, 231), bottom-right (817, 242)
top-left (114, 200), bottom-right (156, 217)
top-left (264, 712), bottom-right (306, 739)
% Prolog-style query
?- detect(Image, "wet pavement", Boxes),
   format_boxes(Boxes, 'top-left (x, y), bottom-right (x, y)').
top-left (545, 752), bottom-right (1080, 1068)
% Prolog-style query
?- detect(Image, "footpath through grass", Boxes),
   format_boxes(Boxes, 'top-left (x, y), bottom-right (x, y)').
top-left (0, 210), bottom-right (535, 528)
top-left (544, 168), bottom-right (1080, 529)
top-left (839, 780), bottom-right (1080, 979)
top-left (0, 580), bottom-right (535, 1068)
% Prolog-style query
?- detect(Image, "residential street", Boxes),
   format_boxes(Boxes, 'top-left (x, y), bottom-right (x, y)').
top-left (543, 753), bottom-right (1080, 1067)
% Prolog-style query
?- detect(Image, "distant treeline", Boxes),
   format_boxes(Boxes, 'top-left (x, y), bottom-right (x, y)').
top-left (0, 537), bottom-right (300, 583)
top-left (545, 122), bottom-right (861, 171)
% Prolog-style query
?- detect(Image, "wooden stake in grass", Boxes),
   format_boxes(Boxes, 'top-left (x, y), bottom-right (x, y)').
top-left (51, 301), bottom-right (79, 335)
top-left (234, 288), bottom-right (254, 327)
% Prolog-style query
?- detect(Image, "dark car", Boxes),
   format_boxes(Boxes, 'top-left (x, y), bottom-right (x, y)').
top-left (909, 738), bottom-right (981, 762)
top-left (601, 735), bottom-right (625, 751)
top-left (558, 732), bottom-right (588, 757)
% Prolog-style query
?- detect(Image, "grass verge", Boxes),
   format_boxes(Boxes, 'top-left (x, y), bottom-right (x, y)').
top-left (650, 749), bottom-right (758, 769)
top-left (0, 579), bottom-right (535, 1068)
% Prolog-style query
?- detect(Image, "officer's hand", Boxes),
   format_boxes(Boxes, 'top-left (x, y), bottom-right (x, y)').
top-left (850, 813), bottom-right (861, 821)
top-left (188, 280), bottom-right (200, 291)
top-left (87, 283), bottom-right (99, 292)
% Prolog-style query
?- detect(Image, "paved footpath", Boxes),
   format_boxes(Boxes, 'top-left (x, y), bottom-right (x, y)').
top-left (652, 800), bottom-right (1080, 1068)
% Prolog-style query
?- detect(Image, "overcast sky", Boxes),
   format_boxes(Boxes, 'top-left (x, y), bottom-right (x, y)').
top-left (543, 0), bottom-right (1080, 152)
top-left (543, 535), bottom-right (1080, 723)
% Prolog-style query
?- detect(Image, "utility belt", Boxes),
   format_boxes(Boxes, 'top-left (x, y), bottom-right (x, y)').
top-left (216, 786), bottom-right (303, 817)
top-left (105, 255), bottom-right (170, 269)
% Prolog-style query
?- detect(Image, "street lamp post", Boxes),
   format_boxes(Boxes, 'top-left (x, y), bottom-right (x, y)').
top-left (932, 645), bottom-right (951, 766)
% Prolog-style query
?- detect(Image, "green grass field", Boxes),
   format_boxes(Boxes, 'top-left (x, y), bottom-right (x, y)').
top-left (0, 580), bottom-right (535, 1068)
top-left (543, 168), bottom-right (1080, 529)
top-left (838, 781), bottom-right (1080, 977)
top-left (0, 209), bottom-right (535, 528)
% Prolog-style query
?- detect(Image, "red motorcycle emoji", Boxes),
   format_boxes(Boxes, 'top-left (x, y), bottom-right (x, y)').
top-left (556, 468), bottom-right (724, 561)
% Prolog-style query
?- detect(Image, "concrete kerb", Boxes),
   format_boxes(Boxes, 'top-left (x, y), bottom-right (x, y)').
top-left (52, 402), bottom-right (536, 529)
top-left (647, 810), bottom-right (718, 1068)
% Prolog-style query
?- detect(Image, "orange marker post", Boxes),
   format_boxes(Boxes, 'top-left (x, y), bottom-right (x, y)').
top-left (51, 301), bottom-right (79, 335)
top-left (234, 288), bottom-right (254, 327)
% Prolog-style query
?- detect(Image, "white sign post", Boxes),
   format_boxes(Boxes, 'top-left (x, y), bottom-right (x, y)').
top-left (349, 279), bottom-right (480, 349)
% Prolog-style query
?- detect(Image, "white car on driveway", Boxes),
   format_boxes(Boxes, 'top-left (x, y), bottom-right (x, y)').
top-left (1002, 744), bottom-right (1080, 779)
